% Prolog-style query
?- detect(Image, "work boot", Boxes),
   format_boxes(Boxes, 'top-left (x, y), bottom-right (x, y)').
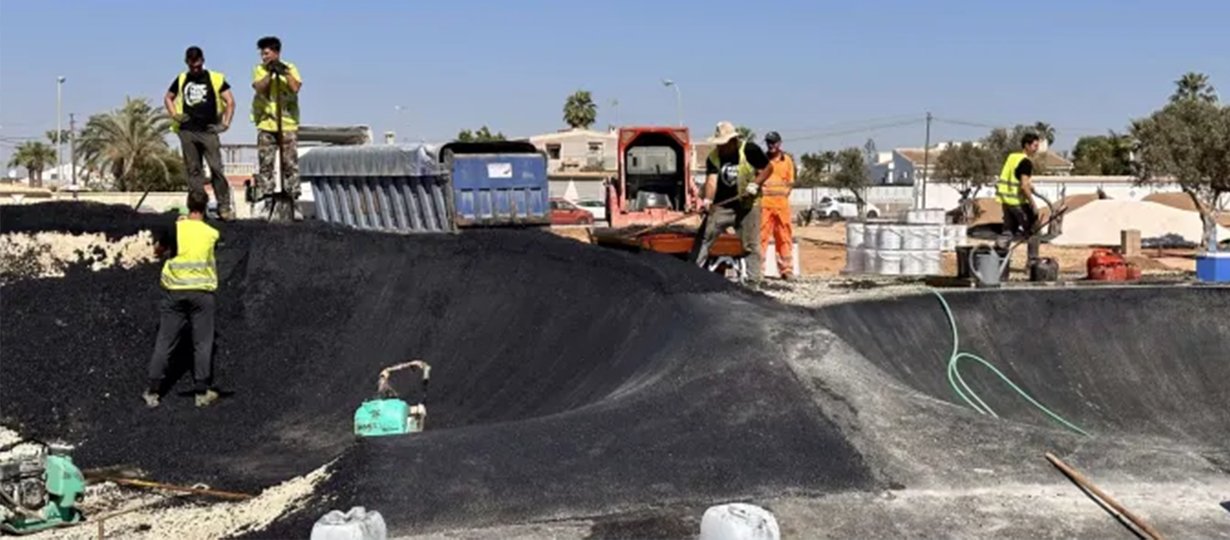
top-left (195, 389), bottom-right (220, 408)
top-left (142, 391), bottom-right (160, 409)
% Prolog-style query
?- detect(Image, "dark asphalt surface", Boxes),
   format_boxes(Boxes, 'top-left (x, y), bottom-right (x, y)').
top-left (1, 203), bottom-right (873, 538)
top-left (813, 286), bottom-right (1230, 447)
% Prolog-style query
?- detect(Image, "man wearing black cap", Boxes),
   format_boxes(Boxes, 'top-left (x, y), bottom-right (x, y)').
top-left (760, 131), bottom-right (796, 279)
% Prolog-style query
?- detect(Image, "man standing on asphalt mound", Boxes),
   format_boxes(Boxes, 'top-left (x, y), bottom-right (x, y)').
top-left (251, 36), bottom-right (303, 221)
top-left (144, 191), bottom-right (222, 408)
top-left (997, 133), bottom-right (1041, 240)
top-left (760, 131), bottom-right (796, 280)
top-left (165, 46), bottom-right (236, 221)
top-left (691, 121), bottom-right (774, 284)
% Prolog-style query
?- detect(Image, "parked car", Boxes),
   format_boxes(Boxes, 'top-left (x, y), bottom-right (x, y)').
top-left (798, 196), bottom-right (880, 225)
top-left (575, 198), bottom-right (607, 222)
top-left (550, 197), bottom-right (594, 226)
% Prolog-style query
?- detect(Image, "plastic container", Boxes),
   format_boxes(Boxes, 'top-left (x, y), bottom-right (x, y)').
top-left (901, 250), bottom-right (925, 275)
top-left (863, 223), bottom-right (880, 248)
top-left (1196, 252), bottom-right (1230, 282)
top-left (311, 507), bottom-right (388, 540)
top-left (700, 503), bottom-right (780, 540)
top-left (906, 208), bottom-right (946, 224)
top-left (846, 222), bottom-right (865, 249)
top-left (923, 250), bottom-right (942, 275)
top-left (877, 250), bottom-right (903, 275)
top-left (862, 248), bottom-right (878, 272)
top-left (900, 225), bottom-right (924, 250)
top-left (921, 225), bottom-right (943, 251)
top-left (844, 247), bottom-right (865, 273)
top-left (877, 225), bottom-right (903, 251)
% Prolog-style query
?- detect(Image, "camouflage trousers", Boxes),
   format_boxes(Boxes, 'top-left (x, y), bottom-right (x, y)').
top-left (256, 130), bottom-right (300, 199)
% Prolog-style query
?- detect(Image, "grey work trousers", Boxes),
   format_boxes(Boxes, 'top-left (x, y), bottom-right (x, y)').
top-left (177, 130), bottom-right (233, 211)
top-left (147, 289), bottom-right (216, 393)
top-left (691, 204), bottom-right (762, 280)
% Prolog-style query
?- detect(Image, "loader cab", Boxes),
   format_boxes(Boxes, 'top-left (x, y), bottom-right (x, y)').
top-left (606, 127), bottom-right (695, 228)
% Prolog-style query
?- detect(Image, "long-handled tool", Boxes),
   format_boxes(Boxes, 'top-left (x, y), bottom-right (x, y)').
top-left (624, 193), bottom-right (747, 239)
top-left (1045, 453), bottom-right (1165, 540)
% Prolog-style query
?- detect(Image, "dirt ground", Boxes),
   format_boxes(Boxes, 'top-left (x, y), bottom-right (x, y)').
top-left (552, 221), bottom-right (1198, 278)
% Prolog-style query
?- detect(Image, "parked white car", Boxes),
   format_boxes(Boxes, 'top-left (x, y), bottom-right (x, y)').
top-left (575, 199), bottom-right (607, 222)
top-left (800, 196), bottom-right (880, 224)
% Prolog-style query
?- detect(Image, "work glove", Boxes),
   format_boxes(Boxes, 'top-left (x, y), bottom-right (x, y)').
top-left (266, 60), bottom-right (287, 76)
top-left (698, 198), bottom-right (712, 212)
top-left (744, 183), bottom-right (760, 196)
top-left (206, 123), bottom-right (229, 134)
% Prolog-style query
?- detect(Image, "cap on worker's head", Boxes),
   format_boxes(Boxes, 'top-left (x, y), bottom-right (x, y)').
top-left (765, 131), bottom-right (782, 145)
top-left (707, 121), bottom-right (739, 145)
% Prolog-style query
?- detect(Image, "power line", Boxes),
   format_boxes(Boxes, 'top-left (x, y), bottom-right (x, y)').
top-left (787, 117), bottom-right (927, 142)
top-left (773, 114), bottom-right (925, 136)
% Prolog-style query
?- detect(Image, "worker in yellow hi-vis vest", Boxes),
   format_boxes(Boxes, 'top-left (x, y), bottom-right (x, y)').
top-left (144, 191), bottom-right (223, 409)
top-left (996, 133), bottom-right (1042, 239)
top-left (691, 121), bottom-right (775, 283)
top-left (164, 46), bottom-right (236, 221)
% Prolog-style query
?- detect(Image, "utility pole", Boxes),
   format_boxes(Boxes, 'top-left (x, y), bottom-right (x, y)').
top-left (68, 113), bottom-right (77, 198)
top-left (920, 111), bottom-right (932, 208)
top-left (56, 76), bottom-right (65, 185)
top-left (662, 79), bottom-right (683, 127)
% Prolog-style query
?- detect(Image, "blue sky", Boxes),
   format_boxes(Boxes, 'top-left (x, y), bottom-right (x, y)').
top-left (2, 0), bottom-right (1227, 169)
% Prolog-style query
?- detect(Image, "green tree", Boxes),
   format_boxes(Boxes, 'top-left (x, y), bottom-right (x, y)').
top-left (6, 141), bottom-right (57, 188)
top-left (829, 147), bottom-right (871, 216)
top-left (456, 126), bottom-right (506, 142)
top-left (736, 125), bottom-right (755, 142)
top-left (45, 129), bottom-right (73, 145)
top-left (76, 97), bottom-right (183, 192)
top-left (933, 142), bottom-right (998, 223)
top-left (1171, 72), bottom-right (1218, 104)
top-left (983, 125), bottom-right (1050, 175)
top-left (1071, 133), bottom-right (1134, 175)
top-left (796, 152), bottom-right (832, 188)
top-left (1032, 122), bottom-right (1056, 145)
top-left (563, 90), bottom-right (598, 129)
top-left (1131, 97), bottom-right (1230, 249)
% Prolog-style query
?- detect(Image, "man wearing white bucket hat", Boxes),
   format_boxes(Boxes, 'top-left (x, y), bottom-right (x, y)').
top-left (691, 121), bottom-right (774, 282)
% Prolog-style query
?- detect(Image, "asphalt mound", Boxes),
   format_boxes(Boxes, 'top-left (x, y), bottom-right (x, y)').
top-left (813, 287), bottom-right (1230, 447)
top-left (1, 203), bottom-right (873, 537)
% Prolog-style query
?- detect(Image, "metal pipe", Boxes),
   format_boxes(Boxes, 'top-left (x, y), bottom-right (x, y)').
top-left (1045, 453), bottom-right (1165, 540)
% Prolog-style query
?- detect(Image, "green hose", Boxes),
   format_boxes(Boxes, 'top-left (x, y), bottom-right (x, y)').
top-left (930, 289), bottom-right (1091, 437)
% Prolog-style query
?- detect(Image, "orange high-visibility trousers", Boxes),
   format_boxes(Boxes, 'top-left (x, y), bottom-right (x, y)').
top-left (760, 205), bottom-right (793, 277)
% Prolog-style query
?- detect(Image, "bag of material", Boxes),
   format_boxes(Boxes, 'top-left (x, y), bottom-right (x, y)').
top-left (309, 506), bottom-right (388, 540)
top-left (699, 503), bottom-right (780, 540)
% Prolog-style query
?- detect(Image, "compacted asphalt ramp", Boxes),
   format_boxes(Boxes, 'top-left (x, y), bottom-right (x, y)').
top-left (2, 202), bottom-right (1228, 538)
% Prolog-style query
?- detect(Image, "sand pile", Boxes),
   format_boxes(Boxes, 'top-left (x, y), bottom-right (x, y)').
top-left (1052, 199), bottom-right (1230, 246)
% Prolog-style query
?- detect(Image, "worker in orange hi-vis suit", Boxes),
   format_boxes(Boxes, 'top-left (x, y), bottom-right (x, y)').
top-left (760, 131), bottom-right (796, 280)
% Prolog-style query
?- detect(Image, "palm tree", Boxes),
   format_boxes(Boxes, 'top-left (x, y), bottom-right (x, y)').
top-left (736, 125), bottom-right (755, 141)
top-left (6, 141), bottom-right (57, 188)
top-left (563, 90), bottom-right (597, 129)
top-left (76, 97), bottom-right (178, 192)
top-left (1033, 122), bottom-right (1056, 145)
top-left (820, 150), bottom-right (838, 173)
top-left (1171, 72), bottom-right (1218, 103)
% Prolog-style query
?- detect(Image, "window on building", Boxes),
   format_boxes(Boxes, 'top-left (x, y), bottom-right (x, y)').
top-left (588, 142), bottom-right (603, 154)
top-left (546, 144), bottom-right (561, 160)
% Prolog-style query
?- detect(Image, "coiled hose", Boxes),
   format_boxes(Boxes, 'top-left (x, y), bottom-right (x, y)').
top-left (931, 289), bottom-right (1091, 437)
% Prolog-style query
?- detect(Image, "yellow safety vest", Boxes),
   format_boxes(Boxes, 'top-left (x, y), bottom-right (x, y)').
top-left (161, 219), bottom-right (220, 292)
top-left (251, 61), bottom-right (301, 132)
top-left (997, 152), bottom-right (1029, 206)
top-left (171, 71), bottom-right (227, 133)
top-left (707, 141), bottom-right (760, 207)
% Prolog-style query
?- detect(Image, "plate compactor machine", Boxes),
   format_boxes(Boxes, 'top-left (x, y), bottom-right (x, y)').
top-left (0, 441), bottom-right (85, 535)
top-left (354, 361), bottom-right (431, 438)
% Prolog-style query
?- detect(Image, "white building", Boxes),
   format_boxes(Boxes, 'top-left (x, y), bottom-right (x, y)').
top-left (527, 128), bottom-right (617, 173)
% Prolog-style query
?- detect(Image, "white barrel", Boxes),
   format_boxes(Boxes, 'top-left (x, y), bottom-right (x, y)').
top-left (877, 250), bottom-right (903, 275)
top-left (900, 250), bottom-right (925, 275)
top-left (844, 247), bottom-right (865, 273)
top-left (863, 222), bottom-right (879, 248)
top-left (901, 225), bottom-right (925, 250)
top-left (311, 507), bottom-right (388, 540)
top-left (862, 248), bottom-right (878, 272)
top-left (906, 208), bottom-right (945, 224)
top-left (700, 503), bottom-right (781, 540)
top-left (923, 250), bottom-right (942, 275)
top-left (877, 225), bottom-right (903, 251)
top-left (921, 225), bottom-right (942, 251)
top-left (846, 221), bottom-right (865, 249)
top-left (952, 224), bottom-right (969, 247)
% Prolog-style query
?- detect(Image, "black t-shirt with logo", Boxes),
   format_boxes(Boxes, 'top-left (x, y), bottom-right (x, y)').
top-left (168, 70), bottom-right (230, 132)
top-left (705, 141), bottom-right (770, 208)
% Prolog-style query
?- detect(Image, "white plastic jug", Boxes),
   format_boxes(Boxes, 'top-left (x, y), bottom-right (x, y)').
top-left (700, 503), bottom-right (780, 540)
top-left (310, 507), bottom-right (387, 540)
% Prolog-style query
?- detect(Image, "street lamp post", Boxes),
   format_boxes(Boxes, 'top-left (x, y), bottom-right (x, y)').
top-left (56, 76), bottom-right (65, 184)
top-left (662, 79), bottom-right (683, 127)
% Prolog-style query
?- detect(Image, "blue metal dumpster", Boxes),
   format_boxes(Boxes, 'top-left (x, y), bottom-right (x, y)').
top-left (300, 142), bottom-right (549, 233)
top-left (440, 141), bottom-right (549, 227)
